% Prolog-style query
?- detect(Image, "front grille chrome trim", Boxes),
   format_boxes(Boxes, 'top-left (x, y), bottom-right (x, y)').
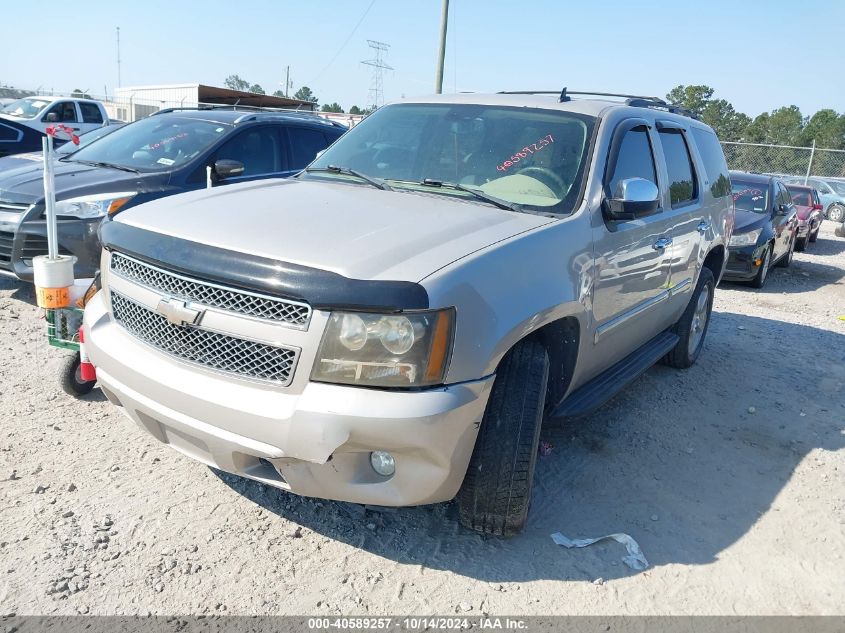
top-left (110, 291), bottom-right (300, 386)
top-left (110, 252), bottom-right (312, 330)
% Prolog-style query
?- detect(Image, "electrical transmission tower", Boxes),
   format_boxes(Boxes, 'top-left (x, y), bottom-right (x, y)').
top-left (361, 40), bottom-right (392, 110)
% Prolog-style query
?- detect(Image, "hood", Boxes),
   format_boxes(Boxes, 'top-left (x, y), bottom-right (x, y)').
top-left (0, 159), bottom-right (168, 205)
top-left (115, 178), bottom-right (555, 282)
top-left (0, 152), bottom-right (43, 175)
top-left (733, 209), bottom-right (767, 233)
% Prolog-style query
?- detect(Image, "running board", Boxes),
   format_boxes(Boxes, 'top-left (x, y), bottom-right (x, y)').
top-left (549, 330), bottom-right (680, 420)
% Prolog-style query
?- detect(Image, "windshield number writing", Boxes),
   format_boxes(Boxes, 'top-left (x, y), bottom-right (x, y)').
top-left (496, 134), bottom-right (554, 172)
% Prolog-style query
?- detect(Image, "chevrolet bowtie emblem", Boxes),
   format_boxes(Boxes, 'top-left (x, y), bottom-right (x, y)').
top-left (155, 298), bottom-right (202, 327)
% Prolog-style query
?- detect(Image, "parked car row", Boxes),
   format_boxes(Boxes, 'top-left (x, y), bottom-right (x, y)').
top-left (0, 107), bottom-right (346, 281)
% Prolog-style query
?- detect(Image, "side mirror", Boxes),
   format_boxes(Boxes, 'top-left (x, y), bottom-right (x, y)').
top-left (45, 112), bottom-right (59, 122)
top-left (775, 204), bottom-right (788, 216)
top-left (605, 178), bottom-right (660, 220)
top-left (213, 159), bottom-right (244, 180)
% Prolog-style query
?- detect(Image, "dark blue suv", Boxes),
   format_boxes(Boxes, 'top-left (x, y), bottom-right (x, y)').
top-left (0, 108), bottom-right (346, 281)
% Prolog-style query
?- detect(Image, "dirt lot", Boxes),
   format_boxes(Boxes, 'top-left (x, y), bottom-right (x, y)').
top-left (1, 223), bottom-right (843, 617)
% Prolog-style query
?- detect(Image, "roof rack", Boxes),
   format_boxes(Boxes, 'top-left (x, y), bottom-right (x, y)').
top-left (152, 104), bottom-right (319, 116)
top-left (496, 88), bottom-right (697, 119)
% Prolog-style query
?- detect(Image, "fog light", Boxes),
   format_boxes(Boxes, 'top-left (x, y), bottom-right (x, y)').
top-left (370, 451), bottom-right (395, 477)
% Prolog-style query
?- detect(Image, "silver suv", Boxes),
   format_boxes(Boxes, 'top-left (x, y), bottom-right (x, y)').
top-left (84, 90), bottom-right (733, 536)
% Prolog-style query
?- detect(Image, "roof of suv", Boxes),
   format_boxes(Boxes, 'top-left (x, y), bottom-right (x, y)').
top-left (392, 92), bottom-right (700, 123)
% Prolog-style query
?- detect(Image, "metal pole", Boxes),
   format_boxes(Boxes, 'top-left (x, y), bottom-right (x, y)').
top-left (804, 139), bottom-right (816, 185)
top-left (42, 136), bottom-right (58, 260)
top-left (116, 27), bottom-right (122, 88)
top-left (434, 0), bottom-right (449, 94)
top-left (285, 66), bottom-right (290, 98)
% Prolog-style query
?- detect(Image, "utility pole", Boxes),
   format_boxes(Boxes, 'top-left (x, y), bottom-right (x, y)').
top-left (116, 27), bottom-right (122, 88)
top-left (285, 65), bottom-right (290, 97)
top-left (434, 0), bottom-right (449, 94)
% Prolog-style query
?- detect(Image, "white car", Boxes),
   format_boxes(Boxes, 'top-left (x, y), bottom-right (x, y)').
top-left (0, 96), bottom-right (110, 135)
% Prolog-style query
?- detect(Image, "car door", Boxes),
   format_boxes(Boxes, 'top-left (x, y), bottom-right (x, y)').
top-left (772, 182), bottom-right (796, 258)
top-left (652, 122), bottom-right (705, 310)
top-left (207, 126), bottom-right (286, 185)
top-left (591, 118), bottom-right (675, 364)
top-left (77, 102), bottom-right (105, 134)
top-left (40, 101), bottom-right (80, 134)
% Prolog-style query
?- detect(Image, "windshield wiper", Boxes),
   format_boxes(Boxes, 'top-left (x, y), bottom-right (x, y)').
top-left (419, 178), bottom-right (519, 211)
top-left (67, 159), bottom-right (139, 174)
top-left (305, 165), bottom-right (393, 191)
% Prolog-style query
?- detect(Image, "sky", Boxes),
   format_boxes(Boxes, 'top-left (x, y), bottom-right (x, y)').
top-left (2, 0), bottom-right (843, 118)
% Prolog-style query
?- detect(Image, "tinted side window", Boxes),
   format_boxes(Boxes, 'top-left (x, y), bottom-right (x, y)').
top-left (607, 126), bottom-right (656, 197)
top-left (43, 102), bottom-right (78, 123)
top-left (690, 127), bottom-right (730, 197)
top-left (288, 127), bottom-right (329, 169)
top-left (214, 128), bottom-right (281, 176)
top-left (79, 103), bottom-right (104, 124)
top-left (658, 129), bottom-right (697, 208)
top-left (0, 123), bottom-right (20, 141)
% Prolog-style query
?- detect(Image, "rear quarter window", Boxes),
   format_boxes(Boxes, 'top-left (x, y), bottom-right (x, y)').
top-left (691, 127), bottom-right (731, 198)
top-left (79, 102), bottom-right (104, 124)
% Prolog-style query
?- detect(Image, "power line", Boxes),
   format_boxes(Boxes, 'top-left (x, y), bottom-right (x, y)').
top-left (311, 0), bottom-right (377, 84)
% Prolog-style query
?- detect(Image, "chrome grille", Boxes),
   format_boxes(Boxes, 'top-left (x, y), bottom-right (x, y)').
top-left (110, 292), bottom-right (299, 385)
top-left (0, 201), bottom-right (31, 214)
top-left (110, 252), bottom-right (311, 328)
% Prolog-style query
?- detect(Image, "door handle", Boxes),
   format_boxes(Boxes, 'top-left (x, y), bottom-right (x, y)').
top-left (697, 220), bottom-right (711, 233)
top-left (652, 237), bottom-right (673, 250)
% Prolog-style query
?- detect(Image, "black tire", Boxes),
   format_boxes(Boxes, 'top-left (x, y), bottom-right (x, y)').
top-left (663, 267), bottom-right (715, 369)
top-left (828, 204), bottom-right (845, 223)
top-left (456, 339), bottom-right (549, 537)
top-left (59, 352), bottom-right (96, 397)
top-left (809, 225), bottom-right (819, 243)
top-left (795, 236), bottom-right (807, 251)
top-left (750, 245), bottom-right (772, 288)
top-left (776, 235), bottom-right (794, 268)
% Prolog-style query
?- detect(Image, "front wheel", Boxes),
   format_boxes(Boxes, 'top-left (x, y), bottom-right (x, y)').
top-left (828, 204), bottom-right (845, 223)
top-left (750, 245), bottom-right (772, 289)
top-left (663, 267), bottom-right (715, 369)
top-left (777, 235), bottom-right (794, 268)
top-left (456, 339), bottom-right (549, 537)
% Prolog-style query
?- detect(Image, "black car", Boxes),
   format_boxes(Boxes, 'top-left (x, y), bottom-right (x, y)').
top-left (0, 108), bottom-right (346, 281)
top-left (722, 171), bottom-right (799, 288)
top-left (0, 124), bottom-right (122, 173)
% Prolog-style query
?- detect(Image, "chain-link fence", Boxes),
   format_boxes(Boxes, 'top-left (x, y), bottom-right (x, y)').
top-left (721, 141), bottom-right (845, 181)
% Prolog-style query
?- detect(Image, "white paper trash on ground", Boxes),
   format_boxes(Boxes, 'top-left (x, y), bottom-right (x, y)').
top-left (551, 532), bottom-right (649, 570)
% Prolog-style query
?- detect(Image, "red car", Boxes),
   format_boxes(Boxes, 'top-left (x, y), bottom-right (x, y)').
top-left (785, 183), bottom-right (825, 250)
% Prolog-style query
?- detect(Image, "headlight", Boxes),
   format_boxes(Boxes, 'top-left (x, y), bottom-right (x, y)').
top-left (729, 228), bottom-right (762, 247)
top-left (54, 192), bottom-right (137, 219)
top-left (311, 308), bottom-right (455, 388)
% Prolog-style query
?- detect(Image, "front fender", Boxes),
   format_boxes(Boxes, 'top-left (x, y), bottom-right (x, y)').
top-left (421, 212), bottom-right (593, 383)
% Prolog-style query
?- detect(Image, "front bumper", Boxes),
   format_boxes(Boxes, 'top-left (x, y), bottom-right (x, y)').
top-left (0, 210), bottom-right (101, 282)
top-left (84, 292), bottom-right (493, 506)
top-left (722, 243), bottom-right (766, 281)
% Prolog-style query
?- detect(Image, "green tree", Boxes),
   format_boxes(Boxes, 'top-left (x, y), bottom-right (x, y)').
top-left (293, 86), bottom-right (318, 104)
top-left (320, 102), bottom-right (344, 113)
top-left (223, 75), bottom-right (250, 91)
top-left (348, 105), bottom-right (362, 115)
top-left (248, 83), bottom-right (265, 95)
top-left (801, 109), bottom-right (845, 149)
top-left (700, 99), bottom-right (751, 142)
top-left (666, 84), bottom-right (714, 117)
top-left (766, 106), bottom-right (804, 146)
top-left (272, 89), bottom-right (287, 98)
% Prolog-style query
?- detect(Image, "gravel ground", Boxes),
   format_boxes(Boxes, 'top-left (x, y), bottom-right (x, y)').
top-left (1, 222), bottom-right (843, 616)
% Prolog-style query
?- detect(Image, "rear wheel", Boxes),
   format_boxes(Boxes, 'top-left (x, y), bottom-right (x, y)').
top-left (809, 224), bottom-right (819, 243)
top-left (796, 235), bottom-right (808, 251)
top-left (750, 245), bottom-right (772, 289)
top-left (663, 267), bottom-right (715, 369)
top-left (456, 339), bottom-right (549, 537)
top-left (828, 204), bottom-right (845, 223)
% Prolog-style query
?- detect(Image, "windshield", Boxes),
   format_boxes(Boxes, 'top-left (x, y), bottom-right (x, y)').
top-left (1, 97), bottom-right (51, 119)
top-left (56, 125), bottom-right (119, 155)
top-left (732, 180), bottom-right (768, 213)
top-left (825, 179), bottom-right (845, 195)
top-left (66, 116), bottom-right (231, 172)
top-left (785, 186), bottom-right (812, 206)
top-left (306, 103), bottom-right (596, 213)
